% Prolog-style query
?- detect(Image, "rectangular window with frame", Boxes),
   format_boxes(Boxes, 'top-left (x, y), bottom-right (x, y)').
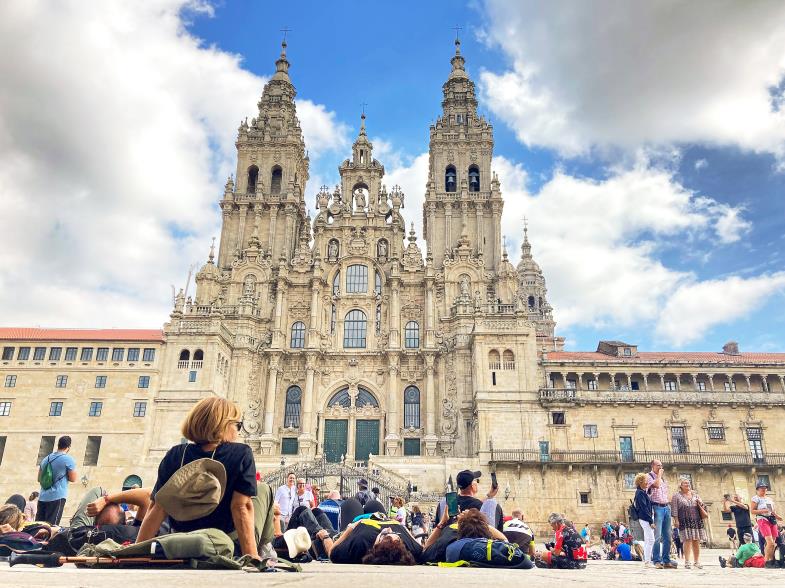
top-left (55, 375), bottom-right (68, 388)
top-left (95, 375), bottom-right (107, 388)
top-left (584, 424), bottom-right (598, 438)
top-left (579, 491), bottom-right (591, 504)
top-left (587, 379), bottom-right (598, 390)
top-left (1, 347), bottom-right (13, 361)
top-left (0, 436), bottom-right (5, 465)
top-left (552, 411), bottom-right (566, 425)
top-left (0, 401), bottom-right (11, 416)
top-left (18, 347), bottom-right (30, 360)
top-left (49, 401), bottom-right (63, 416)
top-left (404, 438), bottom-right (422, 456)
top-left (88, 401), bottom-right (103, 417)
top-left (623, 472), bottom-right (636, 490)
top-left (345, 264), bottom-right (369, 293)
top-left (631, 381), bottom-right (640, 391)
top-left (111, 348), bottom-right (124, 362)
top-left (49, 347), bottom-right (62, 361)
top-left (724, 381), bottom-right (736, 391)
top-left (748, 427), bottom-right (764, 462)
top-left (33, 347), bottom-right (46, 361)
top-left (281, 437), bottom-right (299, 455)
top-left (96, 347), bottom-right (109, 361)
top-left (64, 347), bottom-right (77, 361)
top-left (133, 401), bottom-right (147, 417)
top-left (188, 370), bottom-right (197, 383)
top-left (127, 348), bottom-right (140, 361)
top-left (37, 436), bottom-right (55, 463)
top-left (4, 375), bottom-right (16, 387)
top-left (707, 426), bottom-right (725, 440)
top-left (138, 375), bottom-right (150, 388)
top-left (664, 380), bottom-right (677, 391)
top-left (80, 347), bottom-right (93, 361)
top-left (142, 348), bottom-right (156, 362)
top-left (671, 426), bottom-right (688, 453)
top-left (84, 436), bottom-right (101, 466)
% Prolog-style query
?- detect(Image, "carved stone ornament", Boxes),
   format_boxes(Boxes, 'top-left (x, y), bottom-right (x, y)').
top-left (288, 300), bottom-right (310, 319)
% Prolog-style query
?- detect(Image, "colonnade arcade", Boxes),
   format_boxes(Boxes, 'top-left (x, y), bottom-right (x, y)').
top-left (545, 370), bottom-right (785, 393)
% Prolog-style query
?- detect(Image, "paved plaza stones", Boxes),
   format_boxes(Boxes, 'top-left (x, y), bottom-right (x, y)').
top-left (3, 550), bottom-right (785, 588)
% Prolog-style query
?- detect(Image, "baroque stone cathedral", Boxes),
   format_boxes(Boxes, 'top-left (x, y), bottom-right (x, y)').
top-left (157, 38), bottom-right (559, 466)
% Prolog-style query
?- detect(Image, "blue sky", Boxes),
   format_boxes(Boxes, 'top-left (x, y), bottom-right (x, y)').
top-left (1, 0), bottom-right (784, 352)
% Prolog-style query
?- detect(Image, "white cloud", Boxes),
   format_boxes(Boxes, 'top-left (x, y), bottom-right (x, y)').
top-left (655, 273), bottom-right (785, 346)
top-left (479, 0), bottom-right (785, 160)
top-left (381, 151), bottom-right (430, 242)
top-left (495, 153), bottom-right (757, 339)
top-left (0, 0), bottom-right (347, 328)
top-left (694, 158), bottom-right (708, 171)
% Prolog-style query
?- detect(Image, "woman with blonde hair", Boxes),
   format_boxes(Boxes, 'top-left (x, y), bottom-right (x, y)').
top-left (136, 396), bottom-right (273, 558)
top-left (671, 478), bottom-right (708, 569)
top-left (632, 472), bottom-right (655, 567)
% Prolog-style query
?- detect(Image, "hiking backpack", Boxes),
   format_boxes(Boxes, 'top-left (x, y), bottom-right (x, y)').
top-left (38, 454), bottom-right (63, 491)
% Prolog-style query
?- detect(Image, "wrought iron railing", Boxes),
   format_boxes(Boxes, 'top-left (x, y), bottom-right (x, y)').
top-left (539, 388), bottom-right (785, 405)
top-left (489, 448), bottom-right (785, 467)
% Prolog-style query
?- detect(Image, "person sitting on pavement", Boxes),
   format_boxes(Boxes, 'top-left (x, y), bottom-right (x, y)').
top-left (135, 397), bottom-right (273, 559)
top-left (329, 510), bottom-right (422, 565)
top-left (720, 533), bottom-right (766, 568)
top-left (535, 512), bottom-right (588, 569)
top-left (609, 538), bottom-right (639, 561)
top-left (318, 490), bottom-right (342, 531)
top-left (503, 510), bottom-right (536, 558)
top-left (421, 502), bottom-right (508, 563)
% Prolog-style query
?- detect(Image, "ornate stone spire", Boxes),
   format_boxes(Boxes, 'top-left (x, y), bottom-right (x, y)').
top-left (208, 237), bottom-right (216, 264)
top-left (449, 38), bottom-right (467, 80)
top-left (272, 40), bottom-right (291, 83)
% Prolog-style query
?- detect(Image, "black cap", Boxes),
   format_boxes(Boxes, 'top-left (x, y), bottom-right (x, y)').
top-left (456, 470), bottom-right (482, 489)
top-left (358, 478), bottom-right (368, 488)
top-left (756, 481), bottom-right (768, 489)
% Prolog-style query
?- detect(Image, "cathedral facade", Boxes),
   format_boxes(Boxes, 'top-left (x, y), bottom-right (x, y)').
top-left (1, 41), bottom-right (784, 539)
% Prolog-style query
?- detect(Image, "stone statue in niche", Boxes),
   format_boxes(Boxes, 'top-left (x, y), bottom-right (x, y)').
top-left (328, 239), bottom-right (339, 261)
top-left (243, 275), bottom-right (256, 296)
top-left (354, 187), bottom-right (366, 210)
top-left (460, 276), bottom-right (470, 297)
top-left (377, 239), bottom-right (388, 260)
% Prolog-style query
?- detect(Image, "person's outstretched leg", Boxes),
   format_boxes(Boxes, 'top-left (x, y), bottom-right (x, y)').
top-left (252, 482), bottom-right (275, 548)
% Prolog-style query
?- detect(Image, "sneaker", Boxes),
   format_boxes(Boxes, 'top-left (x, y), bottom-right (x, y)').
top-left (765, 560), bottom-right (778, 569)
top-left (694, 562), bottom-right (703, 569)
top-left (664, 561), bottom-right (678, 569)
top-left (654, 563), bottom-right (664, 569)
top-left (719, 556), bottom-right (727, 568)
top-left (643, 562), bottom-right (652, 568)
top-left (684, 561), bottom-right (691, 569)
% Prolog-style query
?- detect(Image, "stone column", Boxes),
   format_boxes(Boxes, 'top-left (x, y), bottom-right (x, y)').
top-left (778, 375), bottom-right (785, 393)
top-left (709, 373), bottom-right (715, 392)
top-left (609, 372), bottom-right (616, 390)
top-left (218, 203), bottom-right (233, 266)
top-left (659, 374), bottom-right (666, 390)
top-left (384, 356), bottom-right (400, 455)
top-left (643, 373), bottom-right (649, 392)
top-left (491, 202), bottom-right (502, 267)
top-left (260, 354), bottom-right (281, 454)
top-left (268, 205), bottom-right (278, 256)
top-left (424, 276), bottom-right (435, 348)
top-left (626, 373), bottom-right (632, 389)
top-left (308, 279), bottom-right (321, 344)
top-left (593, 372), bottom-right (601, 391)
top-left (444, 202), bottom-right (453, 253)
top-left (389, 276), bottom-right (401, 348)
top-left (577, 373), bottom-right (584, 390)
top-left (272, 280), bottom-right (286, 348)
top-left (235, 203), bottom-right (248, 252)
top-left (475, 203), bottom-right (484, 255)
top-left (691, 374), bottom-right (699, 391)
top-left (744, 374), bottom-right (751, 391)
top-left (762, 375), bottom-right (769, 393)
top-left (299, 353), bottom-right (317, 457)
top-left (283, 204), bottom-right (296, 261)
top-left (424, 354), bottom-right (438, 456)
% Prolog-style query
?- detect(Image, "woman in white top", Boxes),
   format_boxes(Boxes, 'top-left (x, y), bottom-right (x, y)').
top-left (751, 482), bottom-right (782, 566)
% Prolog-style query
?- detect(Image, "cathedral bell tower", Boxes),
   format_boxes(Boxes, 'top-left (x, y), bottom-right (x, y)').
top-left (423, 39), bottom-right (503, 272)
top-left (217, 40), bottom-right (310, 267)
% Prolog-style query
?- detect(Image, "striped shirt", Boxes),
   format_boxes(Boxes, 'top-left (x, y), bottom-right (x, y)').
top-left (646, 471), bottom-right (670, 505)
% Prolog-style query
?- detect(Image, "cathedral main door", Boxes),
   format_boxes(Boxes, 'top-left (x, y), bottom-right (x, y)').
top-left (354, 419), bottom-right (380, 462)
top-left (324, 419), bottom-right (348, 463)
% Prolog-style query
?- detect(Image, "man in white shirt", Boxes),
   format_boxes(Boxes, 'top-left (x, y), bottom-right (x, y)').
top-left (274, 472), bottom-right (297, 525)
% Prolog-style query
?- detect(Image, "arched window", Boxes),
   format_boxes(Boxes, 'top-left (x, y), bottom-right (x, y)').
top-left (404, 321), bottom-right (420, 348)
top-left (193, 349), bottom-right (204, 361)
top-left (445, 165), bottom-right (457, 193)
top-left (528, 295), bottom-right (535, 309)
top-left (247, 165), bottom-right (258, 194)
top-left (346, 264), bottom-right (368, 293)
top-left (122, 474), bottom-right (143, 490)
top-left (270, 166), bottom-right (282, 194)
top-left (284, 386), bottom-right (302, 428)
top-left (374, 271), bottom-right (382, 296)
top-left (327, 388), bottom-right (351, 408)
top-left (468, 165), bottom-right (480, 192)
top-left (343, 309), bottom-right (367, 348)
top-left (404, 386), bottom-right (420, 429)
top-left (375, 303), bottom-right (382, 335)
top-left (290, 321), bottom-right (306, 348)
top-left (179, 349), bottom-right (190, 361)
top-left (503, 349), bottom-right (515, 369)
top-left (356, 387), bottom-right (379, 408)
top-left (488, 349), bottom-right (500, 369)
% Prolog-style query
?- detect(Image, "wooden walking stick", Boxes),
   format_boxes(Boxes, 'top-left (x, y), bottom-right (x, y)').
top-left (9, 551), bottom-right (185, 568)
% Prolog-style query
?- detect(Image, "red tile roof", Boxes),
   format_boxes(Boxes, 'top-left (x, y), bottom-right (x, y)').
top-left (0, 328), bottom-right (164, 343)
top-left (546, 351), bottom-right (785, 365)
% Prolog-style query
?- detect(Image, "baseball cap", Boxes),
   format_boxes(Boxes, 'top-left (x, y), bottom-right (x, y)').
top-left (456, 470), bottom-right (482, 489)
top-left (756, 482), bottom-right (768, 489)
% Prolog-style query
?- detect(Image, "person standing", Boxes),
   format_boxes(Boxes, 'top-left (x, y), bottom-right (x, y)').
top-left (24, 491), bottom-right (39, 522)
top-left (274, 472), bottom-right (297, 526)
top-left (723, 494), bottom-right (752, 543)
top-left (750, 482), bottom-right (782, 568)
top-left (646, 459), bottom-right (676, 569)
top-left (36, 435), bottom-right (78, 525)
top-left (354, 479), bottom-right (373, 506)
top-left (671, 478), bottom-right (707, 569)
top-left (633, 473), bottom-right (655, 567)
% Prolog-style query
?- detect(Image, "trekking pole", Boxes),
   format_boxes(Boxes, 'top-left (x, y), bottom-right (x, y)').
top-left (9, 552), bottom-right (185, 568)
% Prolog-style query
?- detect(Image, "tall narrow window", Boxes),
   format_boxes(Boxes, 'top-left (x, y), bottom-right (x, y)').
top-left (748, 428), bottom-right (764, 463)
top-left (346, 264), bottom-right (368, 293)
top-left (65, 347), bottom-right (77, 361)
top-left (445, 165), bottom-right (457, 192)
top-left (96, 348), bottom-right (109, 362)
top-left (290, 321), bottom-right (306, 348)
top-left (1, 347), bottom-right (13, 360)
top-left (88, 401), bottom-right (103, 417)
top-left (468, 165), bottom-right (480, 192)
top-left (247, 165), bottom-right (259, 194)
top-left (343, 309), bottom-right (367, 348)
top-left (127, 348), bottom-right (140, 362)
top-left (270, 166), bottom-right (282, 194)
top-left (142, 348), bottom-right (156, 362)
top-left (49, 347), bottom-right (62, 361)
top-left (84, 436), bottom-right (102, 466)
top-left (332, 271), bottom-right (341, 296)
top-left (33, 347), bottom-right (46, 360)
top-left (80, 347), bottom-right (93, 361)
top-left (671, 426), bottom-right (688, 454)
top-left (37, 436), bottom-right (55, 463)
top-left (112, 348), bottom-right (124, 362)
top-left (0, 436), bottom-right (6, 465)
top-left (404, 386), bottom-right (421, 429)
top-left (284, 386), bottom-right (302, 429)
top-left (404, 321), bottom-right (420, 348)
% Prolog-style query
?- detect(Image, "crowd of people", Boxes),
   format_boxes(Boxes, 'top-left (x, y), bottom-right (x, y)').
top-left (2, 396), bottom-right (783, 572)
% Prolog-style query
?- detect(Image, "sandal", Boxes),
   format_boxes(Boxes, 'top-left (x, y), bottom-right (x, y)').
top-left (694, 562), bottom-right (703, 569)
top-left (684, 561), bottom-right (691, 569)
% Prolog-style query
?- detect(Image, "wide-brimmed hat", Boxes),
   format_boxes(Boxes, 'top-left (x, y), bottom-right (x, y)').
top-left (155, 457), bottom-right (227, 521)
top-left (283, 526), bottom-right (312, 559)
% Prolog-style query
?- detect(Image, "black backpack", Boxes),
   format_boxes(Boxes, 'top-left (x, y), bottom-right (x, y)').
top-left (46, 525), bottom-right (139, 556)
top-left (628, 499), bottom-right (639, 521)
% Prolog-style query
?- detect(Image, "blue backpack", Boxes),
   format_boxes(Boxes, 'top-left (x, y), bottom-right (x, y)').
top-left (445, 538), bottom-right (533, 569)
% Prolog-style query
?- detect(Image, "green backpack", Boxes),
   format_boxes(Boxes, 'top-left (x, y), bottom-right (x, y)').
top-left (38, 454), bottom-right (62, 490)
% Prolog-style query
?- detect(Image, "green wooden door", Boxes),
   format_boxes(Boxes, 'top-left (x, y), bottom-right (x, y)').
top-left (355, 419), bottom-right (380, 463)
top-left (324, 419), bottom-right (348, 463)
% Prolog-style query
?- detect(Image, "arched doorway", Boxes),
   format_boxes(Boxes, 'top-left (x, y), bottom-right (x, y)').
top-left (322, 386), bottom-right (381, 464)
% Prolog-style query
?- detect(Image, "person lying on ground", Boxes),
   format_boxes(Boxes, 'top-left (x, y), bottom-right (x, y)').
top-left (271, 501), bottom-right (335, 559)
top-left (329, 511), bottom-right (422, 565)
top-left (136, 397), bottom-right (273, 559)
top-left (719, 533), bottom-right (766, 568)
top-left (421, 505), bottom-right (507, 563)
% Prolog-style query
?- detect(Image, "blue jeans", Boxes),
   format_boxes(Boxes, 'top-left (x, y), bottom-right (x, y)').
top-left (652, 504), bottom-right (672, 564)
